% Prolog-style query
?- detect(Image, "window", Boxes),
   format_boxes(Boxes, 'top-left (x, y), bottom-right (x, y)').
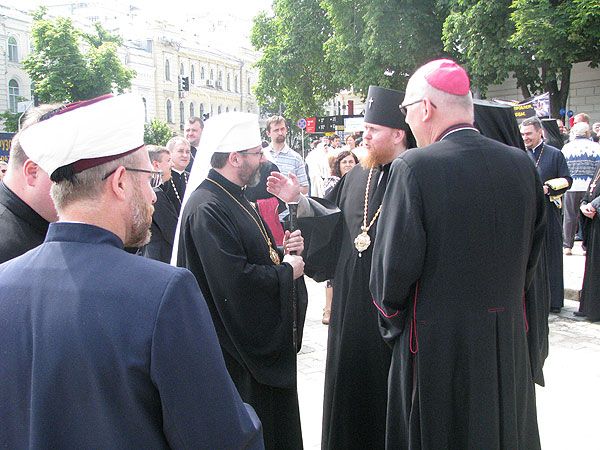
top-left (142, 97), bottom-right (148, 123)
top-left (8, 37), bottom-right (18, 62)
top-left (190, 103), bottom-right (195, 118)
top-left (201, 66), bottom-right (205, 80)
top-left (218, 105), bottom-right (222, 115)
top-left (190, 65), bottom-right (195, 84)
top-left (166, 99), bottom-right (173, 123)
top-left (235, 75), bottom-right (238, 93)
top-left (165, 59), bottom-right (171, 81)
top-left (247, 78), bottom-right (251, 94)
top-left (200, 103), bottom-right (204, 117)
top-left (180, 63), bottom-right (184, 76)
top-left (179, 101), bottom-right (184, 125)
top-left (8, 79), bottom-right (19, 113)
top-left (227, 74), bottom-right (231, 91)
top-left (210, 69), bottom-right (214, 80)
top-left (226, 106), bottom-right (229, 113)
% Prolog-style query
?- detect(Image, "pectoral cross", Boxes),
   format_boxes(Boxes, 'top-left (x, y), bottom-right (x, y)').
top-left (368, 97), bottom-right (374, 109)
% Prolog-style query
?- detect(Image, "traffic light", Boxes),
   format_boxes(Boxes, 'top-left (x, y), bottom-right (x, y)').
top-left (182, 76), bottom-right (190, 91)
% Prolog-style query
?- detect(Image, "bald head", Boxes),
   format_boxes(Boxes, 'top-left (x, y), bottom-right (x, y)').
top-left (403, 59), bottom-right (474, 147)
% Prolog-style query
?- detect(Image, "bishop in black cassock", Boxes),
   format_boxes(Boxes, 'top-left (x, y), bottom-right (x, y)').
top-left (176, 112), bottom-right (307, 450)
top-left (267, 86), bottom-right (413, 450)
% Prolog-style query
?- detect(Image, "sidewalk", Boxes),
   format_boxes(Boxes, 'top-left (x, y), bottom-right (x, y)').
top-left (297, 243), bottom-right (600, 449)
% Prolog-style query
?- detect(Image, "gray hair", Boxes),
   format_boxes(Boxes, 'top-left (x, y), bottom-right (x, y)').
top-left (50, 150), bottom-right (141, 212)
top-left (166, 136), bottom-right (190, 152)
top-left (521, 116), bottom-right (543, 130)
top-left (570, 122), bottom-right (590, 140)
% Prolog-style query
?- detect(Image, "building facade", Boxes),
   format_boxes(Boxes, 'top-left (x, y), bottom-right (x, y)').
top-left (0, 2), bottom-right (260, 134)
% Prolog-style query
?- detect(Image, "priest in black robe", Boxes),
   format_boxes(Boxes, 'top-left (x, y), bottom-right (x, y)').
top-left (176, 112), bottom-right (306, 450)
top-left (576, 165), bottom-right (600, 320)
top-left (267, 86), bottom-right (412, 450)
top-left (370, 59), bottom-right (545, 449)
top-left (520, 117), bottom-right (572, 313)
top-left (0, 105), bottom-right (60, 263)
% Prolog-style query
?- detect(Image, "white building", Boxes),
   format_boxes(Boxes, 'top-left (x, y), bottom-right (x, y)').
top-left (0, 4), bottom-right (33, 115)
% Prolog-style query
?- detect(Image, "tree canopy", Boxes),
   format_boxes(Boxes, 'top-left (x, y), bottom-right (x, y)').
top-left (252, 0), bottom-right (600, 119)
top-left (23, 8), bottom-right (135, 104)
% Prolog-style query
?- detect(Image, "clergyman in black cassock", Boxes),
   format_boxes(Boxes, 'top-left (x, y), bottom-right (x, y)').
top-left (267, 86), bottom-right (413, 450)
top-left (371, 59), bottom-right (545, 449)
top-left (521, 117), bottom-right (572, 313)
top-left (176, 112), bottom-right (306, 450)
top-left (577, 164), bottom-right (600, 320)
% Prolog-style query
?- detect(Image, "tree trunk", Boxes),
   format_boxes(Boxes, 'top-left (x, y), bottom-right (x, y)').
top-left (545, 66), bottom-right (571, 120)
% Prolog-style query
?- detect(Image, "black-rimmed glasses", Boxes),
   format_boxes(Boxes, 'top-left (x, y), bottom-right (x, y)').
top-left (399, 98), bottom-right (437, 116)
top-left (102, 167), bottom-right (163, 188)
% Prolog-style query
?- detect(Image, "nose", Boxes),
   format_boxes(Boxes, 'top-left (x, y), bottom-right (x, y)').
top-left (151, 188), bottom-right (157, 204)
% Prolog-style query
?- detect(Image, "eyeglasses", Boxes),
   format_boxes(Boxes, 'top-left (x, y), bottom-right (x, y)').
top-left (238, 149), bottom-right (264, 157)
top-left (102, 167), bottom-right (163, 188)
top-left (399, 98), bottom-right (437, 116)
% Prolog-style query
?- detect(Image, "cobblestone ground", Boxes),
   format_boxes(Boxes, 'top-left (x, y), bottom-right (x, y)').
top-left (297, 243), bottom-right (600, 449)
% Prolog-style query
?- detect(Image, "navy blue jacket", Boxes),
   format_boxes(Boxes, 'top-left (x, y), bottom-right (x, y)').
top-left (0, 222), bottom-right (263, 449)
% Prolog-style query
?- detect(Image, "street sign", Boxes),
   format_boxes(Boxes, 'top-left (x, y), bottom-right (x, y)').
top-left (306, 117), bottom-right (316, 133)
top-left (297, 118), bottom-right (306, 129)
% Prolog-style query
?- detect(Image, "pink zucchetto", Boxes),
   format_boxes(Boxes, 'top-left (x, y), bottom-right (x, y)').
top-left (422, 59), bottom-right (470, 96)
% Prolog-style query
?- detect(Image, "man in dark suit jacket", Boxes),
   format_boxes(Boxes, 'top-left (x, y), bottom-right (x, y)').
top-left (0, 93), bottom-right (263, 449)
top-left (370, 59), bottom-right (546, 450)
top-left (141, 145), bottom-right (178, 263)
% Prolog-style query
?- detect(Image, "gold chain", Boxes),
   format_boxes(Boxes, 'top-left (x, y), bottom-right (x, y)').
top-left (362, 168), bottom-right (383, 233)
top-left (534, 145), bottom-right (544, 168)
top-left (206, 177), bottom-right (280, 264)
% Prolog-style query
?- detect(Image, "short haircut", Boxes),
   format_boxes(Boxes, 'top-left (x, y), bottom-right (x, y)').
top-left (8, 103), bottom-right (63, 170)
top-left (266, 115), bottom-right (286, 132)
top-left (570, 122), bottom-right (590, 139)
top-left (51, 150), bottom-right (141, 211)
top-left (166, 136), bottom-right (190, 152)
top-left (574, 113), bottom-right (590, 124)
top-left (521, 117), bottom-right (543, 130)
top-left (147, 145), bottom-right (169, 163)
top-left (210, 152), bottom-right (229, 169)
top-left (188, 116), bottom-right (204, 129)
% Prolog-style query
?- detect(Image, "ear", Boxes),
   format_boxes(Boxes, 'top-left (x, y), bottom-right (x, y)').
top-left (421, 98), bottom-right (435, 122)
top-left (393, 129), bottom-right (406, 146)
top-left (229, 152), bottom-right (242, 167)
top-left (151, 160), bottom-right (160, 171)
top-left (22, 159), bottom-right (41, 187)
top-left (107, 166), bottom-right (129, 201)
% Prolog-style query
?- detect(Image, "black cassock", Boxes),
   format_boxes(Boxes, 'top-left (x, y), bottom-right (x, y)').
top-left (529, 142), bottom-right (571, 311)
top-left (371, 130), bottom-right (545, 449)
top-left (298, 164), bottom-right (391, 450)
top-left (0, 182), bottom-right (49, 264)
top-left (177, 169), bottom-right (305, 450)
top-left (578, 166), bottom-right (600, 321)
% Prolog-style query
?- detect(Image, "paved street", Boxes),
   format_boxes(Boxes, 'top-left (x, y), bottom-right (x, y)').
top-left (297, 242), bottom-right (600, 449)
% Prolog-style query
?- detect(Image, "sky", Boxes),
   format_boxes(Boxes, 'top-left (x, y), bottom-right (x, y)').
top-left (5, 0), bottom-right (273, 22)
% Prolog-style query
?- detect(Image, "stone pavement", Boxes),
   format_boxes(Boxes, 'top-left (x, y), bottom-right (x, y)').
top-left (296, 241), bottom-right (600, 449)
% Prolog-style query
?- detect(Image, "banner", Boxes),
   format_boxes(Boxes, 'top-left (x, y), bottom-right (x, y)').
top-left (493, 92), bottom-right (550, 120)
top-left (0, 133), bottom-right (14, 162)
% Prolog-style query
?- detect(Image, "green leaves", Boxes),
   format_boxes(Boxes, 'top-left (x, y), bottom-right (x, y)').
top-left (23, 8), bottom-right (135, 104)
top-left (144, 118), bottom-right (175, 146)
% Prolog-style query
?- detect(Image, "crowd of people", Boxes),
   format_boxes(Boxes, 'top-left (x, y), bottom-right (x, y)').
top-left (1, 58), bottom-right (600, 449)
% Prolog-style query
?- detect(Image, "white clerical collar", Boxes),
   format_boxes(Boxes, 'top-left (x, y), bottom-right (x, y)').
top-left (172, 168), bottom-right (185, 175)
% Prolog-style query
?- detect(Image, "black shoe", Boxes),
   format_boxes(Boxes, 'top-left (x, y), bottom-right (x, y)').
top-left (574, 311), bottom-right (587, 317)
top-left (550, 307), bottom-right (561, 314)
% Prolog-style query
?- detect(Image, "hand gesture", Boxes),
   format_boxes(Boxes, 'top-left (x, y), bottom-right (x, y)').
top-left (267, 172), bottom-right (302, 204)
